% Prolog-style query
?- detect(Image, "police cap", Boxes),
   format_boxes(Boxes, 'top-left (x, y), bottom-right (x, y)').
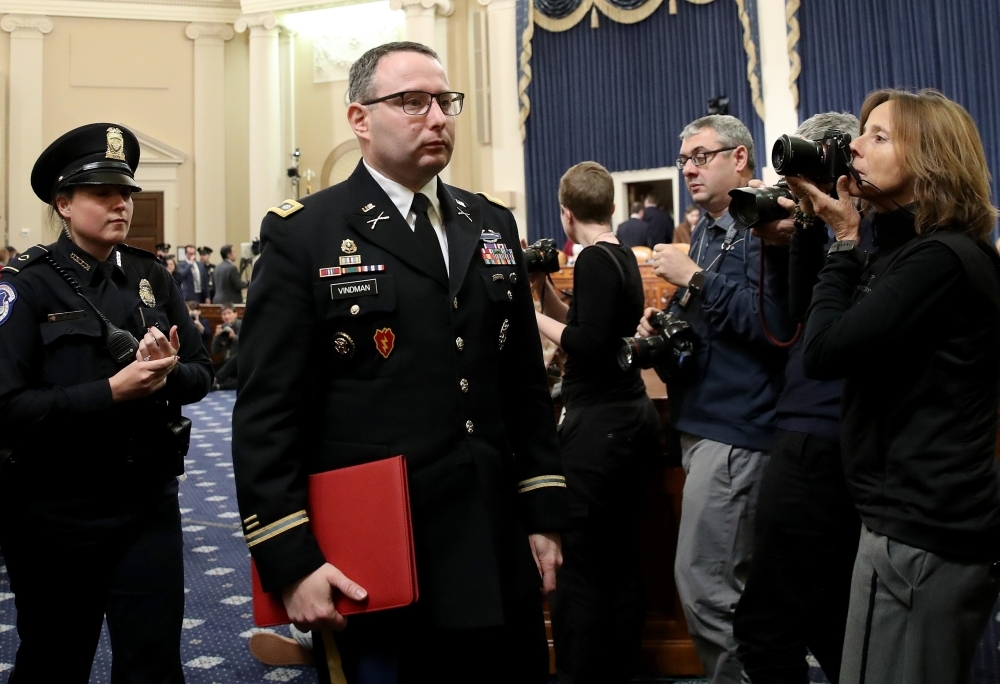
top-left (31, 123), bottom-right (142, 203)
top-left (197, 246), bottom-right (214, 256)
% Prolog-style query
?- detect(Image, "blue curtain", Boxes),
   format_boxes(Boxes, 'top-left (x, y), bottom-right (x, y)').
top-left (524, 1), bottom-right (766, 242)
top-left (797, 0), bottom-right (1000, 221)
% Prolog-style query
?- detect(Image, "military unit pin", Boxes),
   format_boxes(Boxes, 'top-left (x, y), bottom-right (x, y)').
top-left (374, 328), bottom-right (395, 359)
top-left (332, 332), bottom-right (355, 358)
top-left (341, 239), bottom-right (357, 254)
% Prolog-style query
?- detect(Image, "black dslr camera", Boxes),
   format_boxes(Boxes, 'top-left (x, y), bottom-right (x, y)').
top-left (772, 129), bottom-right (853, 184)
top-left (728, 130), bottom-right (853, 228)
top-left (617, 311), bottom-right (697, 381)
top-left (523, 238), bottom-right (561, 274)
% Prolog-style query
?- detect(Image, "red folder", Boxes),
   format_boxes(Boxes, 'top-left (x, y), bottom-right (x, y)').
top-left (250, 455), bottom-right (418, 627)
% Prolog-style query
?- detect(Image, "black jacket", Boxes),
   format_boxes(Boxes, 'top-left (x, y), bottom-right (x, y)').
top-left (0, 234), bottom-right (213, 486)
top-left (232, 162), bottom-right (569, 629)
top-left (804, 210), bottom-right (1000, 561)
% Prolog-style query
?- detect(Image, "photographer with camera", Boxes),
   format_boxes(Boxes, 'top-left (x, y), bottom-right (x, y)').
top-left (791, 89), bottom-right (1000, 683)
top-left (532, 162), bottom-right (661, 684)
top-left (212, 244), bottom-right (248, 305)
top-left (635, 115), bottom-right (791, 684)
top-left (211, 304), bottom-right (240, 390)
top-left (731, 112), bottom-right (868, 684)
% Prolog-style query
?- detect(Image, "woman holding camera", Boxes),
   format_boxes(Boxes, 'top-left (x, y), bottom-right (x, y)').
top-left (533, 162), bottom-right (661, 684)
top-left (790, 89), bottom-right (1000, 683)
top-left (0, 124), bottom-right (213, 682)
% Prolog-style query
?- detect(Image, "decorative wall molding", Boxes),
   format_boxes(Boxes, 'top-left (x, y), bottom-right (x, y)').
top-left (131, 126), bottom-right (188, 166)
top-left (185, 21), bottom-right (235, 40)
top-left (388, 0), bottom-right (454, 17)
top-left (784, 0), bottom-right (800, 108)
top-left (311, 23), bottom-right (402, 83)
top-left (0, 1), bottom-right (239, 23)
top-left (0, 14), bottom-right (54, 33)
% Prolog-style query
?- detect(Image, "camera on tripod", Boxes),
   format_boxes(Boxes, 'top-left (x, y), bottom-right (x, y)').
top-left (523, 238), bottom-right (561, 274)
top-left (617, 310), bottom-right (697, 382)
top-left (728, 130), bottom-right (853, 228)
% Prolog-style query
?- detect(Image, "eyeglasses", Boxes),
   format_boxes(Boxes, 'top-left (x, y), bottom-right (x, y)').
top-left (675, 146), bottom-right (737, 170)
top-left (360, 91), bottom-right (466, 116)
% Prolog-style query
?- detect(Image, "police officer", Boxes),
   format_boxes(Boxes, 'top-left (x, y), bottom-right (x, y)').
top-left (197, 246), bottom-right (215, 302)
top-left (233, 42), bottom-right (568, 684)
top-left (0, 123), bottom-right (214, 683)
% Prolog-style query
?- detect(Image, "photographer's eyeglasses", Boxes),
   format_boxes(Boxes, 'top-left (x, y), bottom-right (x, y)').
top-left (361, 91), bottom-right (466, 116)
top-left (675, 146), bottom-right (737, 170)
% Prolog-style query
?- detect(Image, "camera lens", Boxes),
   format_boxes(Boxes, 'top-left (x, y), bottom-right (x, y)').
top-left (728, 184), bottom-right (795, 228)
top-left (772, 134), bottom-right (824, 177)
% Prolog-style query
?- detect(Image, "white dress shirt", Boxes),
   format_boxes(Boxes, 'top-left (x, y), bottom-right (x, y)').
top-left (364, 160), bottom-right (449, 276)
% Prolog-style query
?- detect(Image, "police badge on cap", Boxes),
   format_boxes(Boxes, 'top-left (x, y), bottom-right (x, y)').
top-left (30, 123), bottom-right (142, 203)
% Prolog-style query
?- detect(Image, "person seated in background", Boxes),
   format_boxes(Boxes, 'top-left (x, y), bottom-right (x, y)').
top-left (533, 161), bottom-right (661, 684)
top-left (187, 301), bottom-right (213, 348)
top-left (616, 201), bottom-right (650, 248)
top-left (211, 304), bottom-right (240, 390)
top-left (673, 204), bottom-right (700, 244)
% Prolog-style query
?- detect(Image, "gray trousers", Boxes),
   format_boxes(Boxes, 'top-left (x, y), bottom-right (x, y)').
top-left (674, 434), bottom-right (768, 684)
top-left (840, 525), bottom-right (1000, 684)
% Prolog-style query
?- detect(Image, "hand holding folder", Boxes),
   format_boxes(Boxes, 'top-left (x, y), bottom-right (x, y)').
top-left (251, 455), bottom-right (419, 627)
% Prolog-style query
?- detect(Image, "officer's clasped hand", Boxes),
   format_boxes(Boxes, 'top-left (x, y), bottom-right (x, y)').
top-left (108, 326), bottom-right (180, 403)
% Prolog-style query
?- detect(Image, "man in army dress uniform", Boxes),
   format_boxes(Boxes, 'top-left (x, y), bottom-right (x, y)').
top-left (232, 42), bottom-right (568, 683)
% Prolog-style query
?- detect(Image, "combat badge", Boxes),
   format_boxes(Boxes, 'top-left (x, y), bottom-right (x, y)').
top-left (341, 239), bottom-right (358, 255)
top-left (106, 127), bottom-right (126, 161)
top-left (480, 230), bottom-right (501, 243)
top-left (374, 327), bottom-right (395, 359)
top-left (0, 282), bottom-right (18, 326)
top-left (499, 318), bottom-right (509, 350)
top-left (138, 279), bottom-right (156, 307)
top-left (332, 332), bottom-right (355, 359)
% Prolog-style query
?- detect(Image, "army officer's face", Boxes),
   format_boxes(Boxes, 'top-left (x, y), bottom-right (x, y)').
top-left (57, 185), bottom-right (133, 258)
top-left (353, 51), bottom-right (455, 191)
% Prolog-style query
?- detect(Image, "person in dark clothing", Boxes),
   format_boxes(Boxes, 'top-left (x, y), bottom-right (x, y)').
top-left (534, 162), bottom-right (661, 684)
top-left (0, 123), bottom-right (213, 683)
top-left (211, 303), bottom-right (240, 390)
top-left (642, 193), bottom-right (674, 246)
top-left (794, 88), bottom-right (1000, 684)
top-left (616, 201), bottom-right (650, 248)
top-left (673, 204), bottom-right (700, 245)
top-left (734, 112), bottom-right (865, 684)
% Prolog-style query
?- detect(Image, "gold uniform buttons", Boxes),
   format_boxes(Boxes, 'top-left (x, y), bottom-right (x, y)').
top-left (465, 420), bottom-right (474, 434)
top-left (350, 304), bottom-right (360, 315)
top-left (453, 297), bottom-right (458, 309)
top-left (509, 272), bottom-right (518, 285)
top-left (456, 337), bottom-right (465, 351)
top-left (507, 290), bottom-right (513, 300)
top-left (460, 379), bottom-right (469, 393)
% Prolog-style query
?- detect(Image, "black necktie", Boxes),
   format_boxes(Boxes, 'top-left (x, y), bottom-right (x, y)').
top-left (410, 193), bottom-right (447, 278)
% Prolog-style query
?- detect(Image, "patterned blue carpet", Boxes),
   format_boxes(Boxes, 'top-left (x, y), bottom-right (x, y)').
top-left (1, 390), bottom-right (999, 683)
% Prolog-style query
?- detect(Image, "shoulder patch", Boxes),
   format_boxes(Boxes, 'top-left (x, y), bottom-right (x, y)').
top-left (269, 199), bottom-right (304, 218)
top-left (119, 243), bottom-right (158, 260)
top-left (1, 244), bottom-right (50, 275)
top-left (476, 192), bottom-right (507, 209)
top-left (0, 281), bottom-right (17, 326)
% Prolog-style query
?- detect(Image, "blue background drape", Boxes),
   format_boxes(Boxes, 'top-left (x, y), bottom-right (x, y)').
top-left (797, 0), bottom-right (1000, 235)
top-left (523, 1), bottom-right (765, 242)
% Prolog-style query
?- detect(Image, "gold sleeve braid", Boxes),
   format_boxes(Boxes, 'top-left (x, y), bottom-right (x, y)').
top-left (244, 510), bottom-right (309, 548)
top-left (517, 475), bottom-right (567, 494)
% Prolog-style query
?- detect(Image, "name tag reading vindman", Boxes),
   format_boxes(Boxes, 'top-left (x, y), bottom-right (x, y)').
top-left (331, 278), bottom-right (378, 299)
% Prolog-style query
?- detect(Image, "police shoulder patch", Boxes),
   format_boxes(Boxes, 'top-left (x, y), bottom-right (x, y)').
top-left (476, 192), bottom-right (507, 209)
top-left (1, 244), bottom-right (50, 275)
top-left (268, 199), bottom-right (304, 218)
top-left (0, 281), bottom-right (18, 326)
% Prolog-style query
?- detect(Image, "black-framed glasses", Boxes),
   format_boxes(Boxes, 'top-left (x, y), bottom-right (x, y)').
top-left (675, 146), bottom-right (738, 170)
top-left (361, 91), bottom-right (466, 116)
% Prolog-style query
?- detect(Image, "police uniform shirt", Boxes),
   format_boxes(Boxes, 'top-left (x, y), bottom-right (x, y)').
top-left (363, 160), bottom-right (449, 275)
top-left (0, 233), bottom-right (214, 479)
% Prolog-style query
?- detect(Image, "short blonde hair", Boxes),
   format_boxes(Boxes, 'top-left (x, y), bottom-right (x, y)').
top-left (558, 161), bottom-right (614, 224)
top-left (860, 88), bottom-right (998, 238)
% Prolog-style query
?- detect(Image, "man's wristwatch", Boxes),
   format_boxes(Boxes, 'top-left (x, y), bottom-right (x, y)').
top-left (687, 270), bottom-right (706, 295)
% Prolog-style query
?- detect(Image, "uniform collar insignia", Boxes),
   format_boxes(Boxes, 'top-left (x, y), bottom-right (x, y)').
top-left (70, 252), bottom-right (91, 272)
top-left (456, 199), bottom-right (467, 208)
top-left (361, 203), bottom-right (376, 213)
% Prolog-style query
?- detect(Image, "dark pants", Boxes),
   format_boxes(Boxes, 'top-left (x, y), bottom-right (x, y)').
top-left (0, 473), bottom-right (185, 684)
top-left (317, 599), bottom-right (549, 684)
top-left (734, 430), bottom-right (860, 684)
top-left (214, 353), bottom-right (238, 390)
top-left (550, 397), bottom-right (661, 684)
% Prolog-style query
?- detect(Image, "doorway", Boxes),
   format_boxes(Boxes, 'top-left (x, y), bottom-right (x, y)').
top-left (129, 191), bottom-right (164, 254)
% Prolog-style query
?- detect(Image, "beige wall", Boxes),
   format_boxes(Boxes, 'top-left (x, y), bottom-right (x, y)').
top-left (225, 30), bottom-right (250, 246)
top-left (42, 16), bottom-right (196, 245)
top-left (292, 31), bottom-right (335, 194)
